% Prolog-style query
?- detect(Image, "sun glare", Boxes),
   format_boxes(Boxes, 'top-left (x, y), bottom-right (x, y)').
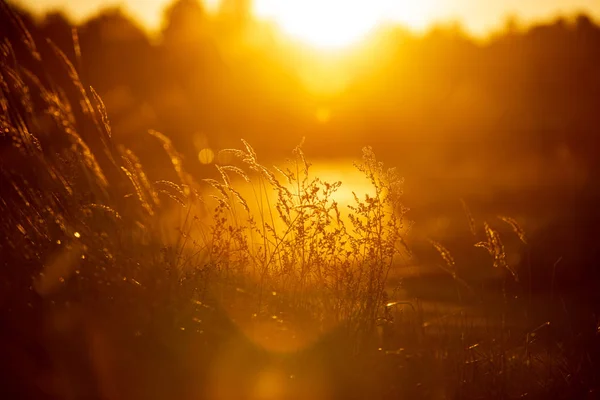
top-left (254, 0), bottom-right (384, 49)
top-left (254, 0), bottom-right (437, 49)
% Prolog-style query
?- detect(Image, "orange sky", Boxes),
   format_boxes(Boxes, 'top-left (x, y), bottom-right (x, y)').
top-left (18, 0), bottom-right (600, 44)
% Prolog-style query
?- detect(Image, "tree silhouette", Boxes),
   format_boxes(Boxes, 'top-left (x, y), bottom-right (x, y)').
top-left (162, 0), bottom-right (208, 47)
top-left (78, 8), bottom-right (152, 94)
top-left (39, 11), bottom-right (73, 58)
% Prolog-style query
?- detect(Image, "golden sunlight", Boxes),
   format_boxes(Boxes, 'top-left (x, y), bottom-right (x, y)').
top-left (253, 0), bottom-right (439, 49)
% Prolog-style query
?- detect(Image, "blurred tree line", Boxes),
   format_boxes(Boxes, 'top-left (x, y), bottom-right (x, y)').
top-left (2, 0), bottom-right (600, 200)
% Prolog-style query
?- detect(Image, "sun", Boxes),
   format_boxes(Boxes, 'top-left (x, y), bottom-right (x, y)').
top-left (254, 0), bottom-right (387, 49)
top-left (253, 0), bottom-right (437, 49)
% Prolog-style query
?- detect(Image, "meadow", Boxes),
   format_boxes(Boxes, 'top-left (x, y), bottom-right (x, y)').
top-left (1, 2), bottom-right (600, 399)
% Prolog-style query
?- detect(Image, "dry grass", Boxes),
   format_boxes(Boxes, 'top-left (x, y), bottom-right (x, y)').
top-left (0, 4), bottom-right (599, 399)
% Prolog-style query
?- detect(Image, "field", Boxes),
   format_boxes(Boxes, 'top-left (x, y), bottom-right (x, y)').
top-left (1, 2), bottom-right (600, 399)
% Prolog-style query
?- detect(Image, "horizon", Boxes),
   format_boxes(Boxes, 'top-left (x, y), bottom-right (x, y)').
top-left (16, 0), bottom-right (600, 44)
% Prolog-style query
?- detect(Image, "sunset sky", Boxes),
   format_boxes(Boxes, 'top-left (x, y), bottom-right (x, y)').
top-left (18, 0), bottom-right (600, 47)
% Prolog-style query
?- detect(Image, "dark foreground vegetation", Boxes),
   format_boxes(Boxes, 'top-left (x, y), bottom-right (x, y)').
top-left (1, 1), bottom-right (600, 399)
